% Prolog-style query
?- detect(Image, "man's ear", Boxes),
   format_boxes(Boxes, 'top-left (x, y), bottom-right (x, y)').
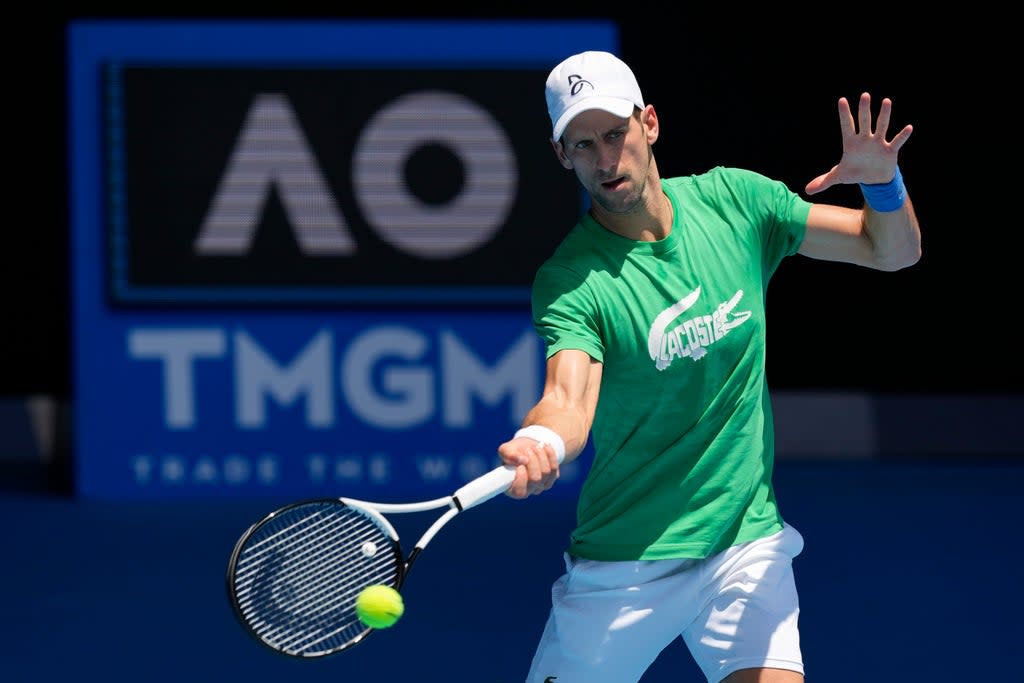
top-left (550, 138), bottom-right (573, 170)
top-left (642, 105), bottom-right (660, 145)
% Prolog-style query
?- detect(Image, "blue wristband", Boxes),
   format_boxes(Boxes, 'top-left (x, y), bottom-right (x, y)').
top-left (859, 166), bottom-right (906, 212)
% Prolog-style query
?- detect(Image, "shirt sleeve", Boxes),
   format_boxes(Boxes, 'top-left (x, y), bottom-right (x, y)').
top-left (709, 166), bottom-right (810, 277)
top-left (530, 262), bottom-right (605, 362)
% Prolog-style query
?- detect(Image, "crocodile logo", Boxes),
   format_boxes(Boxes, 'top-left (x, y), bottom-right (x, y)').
top-left (647, 286), bottom-right (750, 371)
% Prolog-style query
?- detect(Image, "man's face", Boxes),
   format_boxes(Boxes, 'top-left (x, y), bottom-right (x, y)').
top-left (556, 106), bottom-right (656, 215)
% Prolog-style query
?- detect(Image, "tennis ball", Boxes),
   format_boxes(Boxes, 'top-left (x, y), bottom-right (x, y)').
top-left (355, 584), bottom-right (404, 629)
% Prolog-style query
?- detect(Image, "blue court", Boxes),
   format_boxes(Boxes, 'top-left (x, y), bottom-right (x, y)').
top-left (3, 458), bottom-right (1020, 682)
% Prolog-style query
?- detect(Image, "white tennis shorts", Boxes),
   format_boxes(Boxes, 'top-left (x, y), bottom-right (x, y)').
top-left (526, 523), bottom-right (805, 683)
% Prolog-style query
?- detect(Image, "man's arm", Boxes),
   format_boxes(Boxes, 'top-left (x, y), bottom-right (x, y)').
top-left (799, 92), bottom-right (922, 271)
top-left (497, 348), bottom-right (602, 498)
top-left (799, 198), bottom-right (921, 271)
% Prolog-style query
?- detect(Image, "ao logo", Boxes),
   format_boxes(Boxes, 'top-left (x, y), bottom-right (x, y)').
top-left (193, 91), bottom-right (517, 259)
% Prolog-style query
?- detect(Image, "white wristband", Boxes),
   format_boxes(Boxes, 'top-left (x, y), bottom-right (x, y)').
top-left (514, 425), bottom-right (566, 464)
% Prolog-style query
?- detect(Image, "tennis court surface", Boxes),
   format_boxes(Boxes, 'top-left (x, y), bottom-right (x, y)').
top-left (2, 458), bottom-right (1020, 682)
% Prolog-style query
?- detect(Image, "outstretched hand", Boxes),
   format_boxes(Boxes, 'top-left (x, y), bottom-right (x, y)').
top-left (805, 92), bottom-right (913, 195)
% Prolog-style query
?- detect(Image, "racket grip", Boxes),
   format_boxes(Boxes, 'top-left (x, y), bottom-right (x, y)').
top-left (453, 465), bottom-right (517, 510)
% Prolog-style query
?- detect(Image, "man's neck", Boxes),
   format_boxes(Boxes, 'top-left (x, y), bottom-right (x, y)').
top-left (590, 175), bottom-right (673, 242)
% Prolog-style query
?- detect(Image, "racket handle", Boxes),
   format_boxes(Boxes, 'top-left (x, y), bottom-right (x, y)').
top-left (453, 464), bottom-right (517, 510)
top-left (455, 437), bottom-right (568, 510)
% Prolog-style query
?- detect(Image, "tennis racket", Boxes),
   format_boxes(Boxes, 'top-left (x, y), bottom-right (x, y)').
top-left (226, 456), bottom-right (553, 659)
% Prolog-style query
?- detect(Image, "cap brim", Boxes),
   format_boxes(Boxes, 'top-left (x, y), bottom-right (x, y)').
top-left (552, 97), bottom-right (637, 141)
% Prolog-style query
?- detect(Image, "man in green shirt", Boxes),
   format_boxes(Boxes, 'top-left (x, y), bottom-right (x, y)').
top-left (497, 51), bottom-right (921, 682)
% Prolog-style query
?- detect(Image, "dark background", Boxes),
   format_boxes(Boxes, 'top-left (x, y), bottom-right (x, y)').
top-left (4, 8), bottom-right (1018, 398)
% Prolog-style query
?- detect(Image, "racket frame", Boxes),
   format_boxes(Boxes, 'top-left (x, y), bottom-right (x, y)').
top-left (225, 460), bottom-right (545, 658)
top-left (225, 498), bottom-right (407, 657)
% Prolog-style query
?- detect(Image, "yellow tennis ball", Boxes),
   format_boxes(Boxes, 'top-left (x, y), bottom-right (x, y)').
top-left (355, 584), bottom-right (404, 629)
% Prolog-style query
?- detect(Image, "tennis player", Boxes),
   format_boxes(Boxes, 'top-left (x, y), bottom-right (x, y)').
top-left (497, 51), bottom-right (921, 682)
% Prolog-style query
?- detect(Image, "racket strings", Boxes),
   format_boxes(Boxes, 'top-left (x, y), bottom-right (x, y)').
top-left (236, 515), bottom-right (387, 615)
top-left (231, 501), bottom-right (401, 656)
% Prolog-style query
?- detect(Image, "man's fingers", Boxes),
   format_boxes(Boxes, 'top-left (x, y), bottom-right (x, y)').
top-left (874, 97), bottom-right (893, 137)
top-left (889, 123), bottom-right (913, 152)
top-left (857, 92), bottom-right (872, 134)
top-left (837, 96), bottom-right (855, 138)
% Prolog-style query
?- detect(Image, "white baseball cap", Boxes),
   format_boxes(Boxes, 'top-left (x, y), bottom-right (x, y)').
top-left (545, 51), bottom-right (645, 141)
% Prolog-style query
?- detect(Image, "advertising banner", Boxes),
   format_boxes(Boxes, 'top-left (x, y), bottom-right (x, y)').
top-left (69, 19), bottom-right (615, 499)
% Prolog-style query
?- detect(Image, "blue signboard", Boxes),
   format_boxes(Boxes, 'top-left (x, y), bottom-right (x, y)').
top-left (68, 19), bottom-right (614, 499)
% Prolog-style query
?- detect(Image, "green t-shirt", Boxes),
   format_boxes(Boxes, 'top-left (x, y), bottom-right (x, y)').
top-left (532, 166), bottom-right (811, 561)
